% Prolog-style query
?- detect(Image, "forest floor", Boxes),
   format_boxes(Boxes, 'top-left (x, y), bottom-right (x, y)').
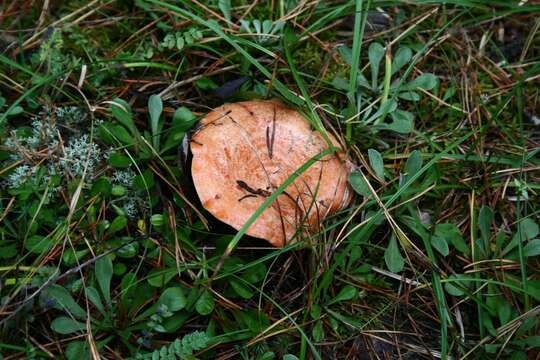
top-left (0, 1), bottom-right (539, 359)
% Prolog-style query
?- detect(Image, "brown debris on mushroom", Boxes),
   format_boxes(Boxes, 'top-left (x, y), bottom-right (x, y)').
top-left (190, 100), bottom-right (352, 247)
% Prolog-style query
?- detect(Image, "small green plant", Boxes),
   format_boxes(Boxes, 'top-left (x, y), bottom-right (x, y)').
top-left (41, 255), bottom-right (194, 359)
top-left (334, 43), bottom-right (438, 135)
top-left (135, 331), bottom-right (211, 359)
top-left (160, 28), bottom-right (203, 51)
top-left (140, 28), bottom-right (204, 59)
top-left (31, 28), bottom-right (81, 76)
top-left (239, 20), bottom-right (285, 44)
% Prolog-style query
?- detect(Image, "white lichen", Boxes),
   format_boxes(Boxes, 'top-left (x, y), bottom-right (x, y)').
top-left (55, 106), bottom-right (86, 126)
top-left (112, 169), bottom-right (135, 188)
top-left (60, 134), bottom-right (101, 178)
top-left (5, 165), bottom-right (36, 188)
top-left (28, 118), bottom-right (59, 150)
top-left (123, 196), bottom-right (139, 218)
top-left (110, 167), bottom-right (149, 218)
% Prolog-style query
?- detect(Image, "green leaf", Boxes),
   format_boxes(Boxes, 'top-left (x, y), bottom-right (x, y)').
top-left (0, 244), bottom-right (16, 258)
top-left (108, 215), bottom-right (127, 233)
top-left (120, 272), bottom-right (137, 307)
top-left (398, 91), bottom-right (420, 101)
top-left (503, 219), bottom-right (539, 256)
top-left (485, 286), bottom-right (499, 316)
top-left (524, 239), bottom-right (540, 257)
top-left (381, 110), bottom-right (413, 134)
top-left (195, 77), bottom-right (218, 90)
top-left (331, 77), bottom-right (349, 91)
top-left (184, 31), bottom-right (193, 45)
top-left (497, 298), bottom-right (512, 325)
top-left (110, 98), bottom-right (136, 134)
top-left (520, 218), bottom-right (539, 239)
top-left (259, 351), bottom-right (275, 360)
top-left (51, 316), bottom-right (86, 335)
top-left (65, 341), bottom-right (89, 360)
top-left (90, 177), bottom-right (111, 198)
top-left (161, 311), bottom-right (191, 333)
top-left (405, 150), bottom-right (422, 176)
top-left (328, 285), bottom-right (357, 305)
top-left (147, 268), bottom-right (176, 287)
top-left (357, 73), bottom-right (370, 89)
top-left (157, 286), bottom-right (186, 312)
top-left (192, 29), bottom-right (203, 40)
top-left (517, 316), bottom-right (537, 336)
top-left (284, 355), bottom-right (299, 360)
top-left (348, 171), bottom-right (371, 197)
top-left (431, 236), bottom-right (449, 257)
top-left (365, 99), bottom-right (397, 124)
top-left (312, 320), bottom-right (324, 342)
top-left (108, 152), bottom-right (131, 168)
top-left (515, 336), bottom-right (540, 347)
top-left (368, 42), bottom-right (385, 90)
top-left (133, 169), bottom-right (155, 190)
top-left (161, 131), bottom-right (186, 153)
top-left (148, 94), bottom-right (163, 149)
top-left (114, 262), bottom-right (126, 275)
top-left (326, 308), bottom-right (365, 329)
top-left (85, 287), bottom-right (105, 315)
top-left (96, 255), bottom-right (113, 306)
top-left (444, 274), bottom-right (472, 296)
top-left (435, 223), bottom-right (469, 255)
top-left (111, 185), bottom-right (126, 197)
top-left (62, 248), bottom-right (90, 266)
top-left (384, 236), bottom-right (404, 273)
top-left (479, 206), bottom-right (493, 255)
top-left (242, 262), bottom-right (267, 284)
top-left (6, 105), bottom-right (24, 116)
top-left (25, 234), bottom-right (54, 254)
top-left (175, 35), bottom-right (185, 50)
top-left (406, 73), bottom-right (438, 91)
top-left (495, 230), bottom-right (506, 252)
top-left (163, 34), bottom-right (174, 49)
top-left (116, 240), bottom-right (139, 258)
top-left (104, 123), bottom-right (133, 145)
top-left (310, 304), bottom-right (321, 319)
top-left (218, 0), bottom-right (231, 22)
top-left (400, 150), bottom-right (422, 185)
top-left (46, 284), bottom-right (86, 319)
top-left (511, 351), bottom-right (529, 360)
top-left (195, 289), bottom-right (214, 315)
top-left (172, 106), bottom-right (197, 132)
top-left (526, 280), bottom-right (540, 301)
top-left (483, 310), bottom-right (497, 337)
top-left (367, 149), bottom-right (384, 180)
top-left (235, 308), bottom-right (270, 333)
top-left (230, 278), bottom-right (254, 299)
top-left (121, 272), bottom-right (137, 293)
top-left (391, 47), bottom-right (412, 74)
top-left (338, 45), bottom-right (352, 65)
top-left (150, 214), bottom-right (165, 227)
top-left (443, 85), bottom-right (456, 101)
top-left (444, 282), bottom-right (464, 296)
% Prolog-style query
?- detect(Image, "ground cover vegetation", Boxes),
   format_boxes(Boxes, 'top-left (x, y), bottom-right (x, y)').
top-left (0, 0), bottom-right (539, 359)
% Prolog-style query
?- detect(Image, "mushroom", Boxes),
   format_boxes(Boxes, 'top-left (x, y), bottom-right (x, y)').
top-left (190, 100), bottom-right (352, 247)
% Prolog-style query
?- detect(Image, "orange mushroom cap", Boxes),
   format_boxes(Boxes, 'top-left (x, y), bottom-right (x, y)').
top-left (190, 100), bottom-right (352, 247)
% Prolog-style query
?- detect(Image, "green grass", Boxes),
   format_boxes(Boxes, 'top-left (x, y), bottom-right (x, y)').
top-left (0, 1), bottom-right (539, 359)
